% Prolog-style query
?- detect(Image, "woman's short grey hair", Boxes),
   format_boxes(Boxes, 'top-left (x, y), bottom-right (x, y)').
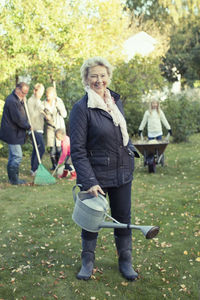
top-left (80, 56), bottom-right (113, 87)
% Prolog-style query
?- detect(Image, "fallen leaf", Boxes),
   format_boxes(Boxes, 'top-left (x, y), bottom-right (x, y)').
top-left (195, 257), bottom-right (200, 262)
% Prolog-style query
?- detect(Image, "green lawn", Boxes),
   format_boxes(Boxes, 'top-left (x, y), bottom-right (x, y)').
top-left (0, 134), bottom-right (199, 300)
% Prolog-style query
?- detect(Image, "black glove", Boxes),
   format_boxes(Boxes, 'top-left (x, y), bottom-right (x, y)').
top-left (168, 129), bottom-right (172, 136)
top-left (138, 130), bottom-right (142, 136)
top-left (56, 105), bottom-right (61, 115)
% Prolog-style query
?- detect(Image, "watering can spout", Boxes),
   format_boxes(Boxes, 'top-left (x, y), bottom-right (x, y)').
top-left (99, 221), bottom-right (159, 239)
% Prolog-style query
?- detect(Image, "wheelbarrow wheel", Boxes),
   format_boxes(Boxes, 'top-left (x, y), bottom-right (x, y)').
top-left (148, 161), bottom-right (156, 173)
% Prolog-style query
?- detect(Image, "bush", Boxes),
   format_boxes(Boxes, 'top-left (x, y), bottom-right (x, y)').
top-left (0, 139), bottom-right (32, 158)
top-left (110, 56), bottom-right (165, 136)
top-left (124, 100), bottom-right (146, 137)
top-left (163, 92), bottom-right (200, 142)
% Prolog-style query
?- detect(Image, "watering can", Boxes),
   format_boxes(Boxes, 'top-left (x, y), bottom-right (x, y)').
top-left (72, 185), bottom-right (159, 239)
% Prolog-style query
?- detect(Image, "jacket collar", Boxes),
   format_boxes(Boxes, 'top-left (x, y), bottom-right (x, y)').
top-left (108, 88), bottom-right (120, 102)
top-left (84, 88), bottom-right (120, 102)
top-left (12, 90), bottom-right (22, 102)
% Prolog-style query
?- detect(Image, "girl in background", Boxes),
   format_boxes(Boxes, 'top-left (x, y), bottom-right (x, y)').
top-left (139, 99), bottom-right (172, 140)
top-left (55, 129), bottom-right (76, 180)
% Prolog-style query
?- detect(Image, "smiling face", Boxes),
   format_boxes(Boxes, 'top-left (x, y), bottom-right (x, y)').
top-left (151, 101), bottom-right (159, 110)
top-left (15, 86), bottom-right (29, 101)
top-left (46, 88), bottom-right (56, 104)
top-left (87, 65), bottom-right (109, 97)
top-left (34, 86), bottom-right (44, 100)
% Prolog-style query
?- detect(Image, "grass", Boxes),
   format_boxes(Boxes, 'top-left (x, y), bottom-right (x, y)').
top-left (0, 134), bottom-right (200, 300)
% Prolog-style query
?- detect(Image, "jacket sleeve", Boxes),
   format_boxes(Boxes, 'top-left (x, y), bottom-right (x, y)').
top-left (56, 98), bottom-right (67, 118)
top-left (58, 143), bottom-right (68, 165)
top-left (127, 139), bottom-right (140, 158)
top-left (69, 102), bottom-right (99, 190)
top-left (139, 111), bottom-right (148, 131)
top-left (58, 137), bottom-right (71, 164)
top-left (160, 110), bottom-right (171, 130)
top-left (9, 100), bottom-right (30, 130)
top-left (116, 99), bottom-right (139, 157)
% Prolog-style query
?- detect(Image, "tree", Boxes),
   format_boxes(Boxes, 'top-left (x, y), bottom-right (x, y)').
top-left (0, 0), bottom-right (130, 99)
top-left (161, 16), bottom-right (200, 86)
top-left (125, 0), bottom-right (199, 25)
top-left (111, 55), bottom-right (165, 135)
top-left (125, 0), bottom-right (169, 27)
top-left (124, 0), bottom-right (200, 86)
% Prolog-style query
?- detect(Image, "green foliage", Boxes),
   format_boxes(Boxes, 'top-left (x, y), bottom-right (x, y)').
top-left (163, 92), bottom-right (200, 142)
top-left (125, 0), bottom-right (200, 25)
top-left (111, 56), bottom-right (165, 135)
top-left (0, 139), bottom-right (32, 158)
top-left (0, 134), bottom-right (200, 299)
top-left (0, 141), bottom-right (8, 157)
top-left (0, 0), bottom-right (129, 98)
top-left (125, 0), bottom-right (170, 27)
top-left (159, 0), bottom-right (200, 24)
top-left (161, 16), bottom-right (200, 86)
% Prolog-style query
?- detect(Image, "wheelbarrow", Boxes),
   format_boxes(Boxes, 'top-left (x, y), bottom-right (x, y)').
top-left (72, 185), bottom-right (159, 239)
top-left (134, 134), bottom-right (169, 173)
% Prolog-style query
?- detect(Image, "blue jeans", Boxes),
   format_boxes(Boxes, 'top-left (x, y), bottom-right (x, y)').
top-left (30, 132), bottom-right (45, 171)
top-left (148, 135), bottom-right (162, 140)
top-left (8, 144), bottom-right (22, 168)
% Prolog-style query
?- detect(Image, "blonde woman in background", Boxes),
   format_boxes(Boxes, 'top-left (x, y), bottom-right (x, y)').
top-left (43, 87), bottom-right (67, 170)
top-left (138, 99), bottom-right (172, 140)
top-left (27, 83), bottom-right (45, 176)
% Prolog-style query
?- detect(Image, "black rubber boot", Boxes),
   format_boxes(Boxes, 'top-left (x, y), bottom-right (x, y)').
top-left (77, 238), bottom-right (97, 280)
top-left (7, 165), bottom-right (26, 185)
top-left (115, 235), bottom-right (138, 281)
top-left (55, 151), bottom-right (61, 165)
top-left (50, 156), bottom-right (57, 170)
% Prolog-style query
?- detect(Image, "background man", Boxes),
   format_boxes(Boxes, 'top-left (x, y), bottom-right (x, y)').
top-left (0, 82), bottom-right (31, 185)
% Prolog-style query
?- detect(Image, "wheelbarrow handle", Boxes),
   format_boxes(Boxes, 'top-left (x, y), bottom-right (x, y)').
top-left (165, 133), bottom-right (170, 142)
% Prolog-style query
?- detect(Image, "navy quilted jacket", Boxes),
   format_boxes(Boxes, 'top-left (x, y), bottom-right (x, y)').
top-left (0, 91), bottom-right (30, 145)
top-left (69, 89), bottom-right (139, 190)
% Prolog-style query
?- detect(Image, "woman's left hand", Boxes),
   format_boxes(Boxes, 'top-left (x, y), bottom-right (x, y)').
top-left (87, 185), bottom-right (105, 197)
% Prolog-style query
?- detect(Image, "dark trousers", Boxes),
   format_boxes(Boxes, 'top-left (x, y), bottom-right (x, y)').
top-left (50, 145), bottom-right (61, 163)
top-left (30, 132), bottom-right (45, 171)
top-left (82, 181), bottom-right (132, 240)
top-left (64, 155), bottom-right (73, 171)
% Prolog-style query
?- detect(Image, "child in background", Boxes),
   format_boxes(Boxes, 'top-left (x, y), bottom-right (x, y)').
top-left (138, 99), bottom-right (172, 140)
top-left (55, 129), bottom-right (76, 180)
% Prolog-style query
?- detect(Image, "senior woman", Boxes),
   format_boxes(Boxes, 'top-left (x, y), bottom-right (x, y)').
top-left (69, 57), bottom-right (139, 281)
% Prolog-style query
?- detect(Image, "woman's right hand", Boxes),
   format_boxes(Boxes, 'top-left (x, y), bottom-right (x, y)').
top-left (87, 185), bottom-right (105, 197)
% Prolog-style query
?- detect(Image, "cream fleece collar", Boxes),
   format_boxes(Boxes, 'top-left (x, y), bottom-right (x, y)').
top-left (86, 87), bottom-right (129, 146)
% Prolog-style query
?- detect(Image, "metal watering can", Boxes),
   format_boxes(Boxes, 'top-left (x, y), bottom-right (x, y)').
top-left (72, 185), bottom-right (159, 239)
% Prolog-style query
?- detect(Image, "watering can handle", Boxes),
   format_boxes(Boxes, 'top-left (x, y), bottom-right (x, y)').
top-left (72, 184), bottom-right (82, 202)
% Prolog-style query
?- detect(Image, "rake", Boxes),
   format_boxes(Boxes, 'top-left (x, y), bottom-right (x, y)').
top-left (24, 101), bottom-right (56, 185)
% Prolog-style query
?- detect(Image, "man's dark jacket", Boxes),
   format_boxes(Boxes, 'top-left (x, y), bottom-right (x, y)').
top-left (0, 91), bottom-right (30, 144)
top-left (69, 90), bottom-right (139, 191)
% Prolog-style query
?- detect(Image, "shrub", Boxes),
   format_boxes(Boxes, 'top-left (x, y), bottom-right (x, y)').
top-left (163, 92), bottom-right (200, 142)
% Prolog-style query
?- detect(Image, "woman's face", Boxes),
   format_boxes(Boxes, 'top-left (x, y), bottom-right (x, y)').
top-left (151, 101), bottom-right (158, 110)
top-left (87, 65), bottom-right (109, 97)
top-left (46, 90), bottom-right (56, 103)
top-left (34, 88), bottom-right (44, 100)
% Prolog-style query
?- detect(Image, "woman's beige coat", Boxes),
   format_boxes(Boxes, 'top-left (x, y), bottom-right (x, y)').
top-left (44, 97), bottom-right (67, 147)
